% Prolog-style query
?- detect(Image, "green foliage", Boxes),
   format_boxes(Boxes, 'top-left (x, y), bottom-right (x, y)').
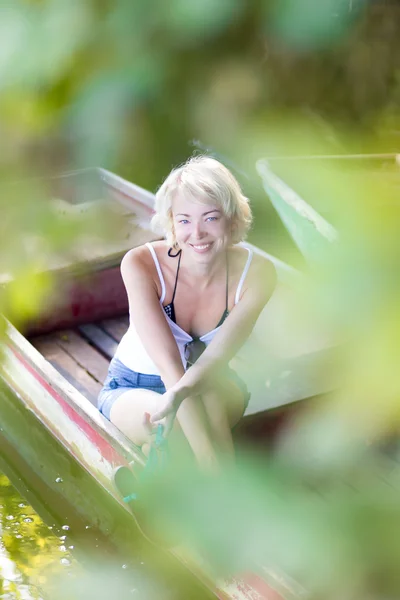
top-left (267, 0), bottom-right (363, 50)
top-left (0, 174), bottom-right (122, 328)
top-left (0, 1), bottom-right (399, 599)
top-left (158, 0), bottom-right (245, 43)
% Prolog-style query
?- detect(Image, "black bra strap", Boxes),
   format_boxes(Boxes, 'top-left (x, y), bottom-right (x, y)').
top-left (169, 249), bottom-right (182, 304)
top-left (225, 251), bottom-right (229, 313)
top-left (167, 248), bottom-right (228, 326)
top-left (168, 247), bottom-right (181, 258)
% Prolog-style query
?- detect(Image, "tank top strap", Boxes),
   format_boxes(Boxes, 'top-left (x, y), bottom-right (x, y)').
top-left (145, 243), bottom-right (166, 303)
top-left (234, 248), bottom-right (254, 305)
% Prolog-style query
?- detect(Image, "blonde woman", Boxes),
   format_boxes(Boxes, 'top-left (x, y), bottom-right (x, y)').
top-left (98, 156), bottom-right (276, 470)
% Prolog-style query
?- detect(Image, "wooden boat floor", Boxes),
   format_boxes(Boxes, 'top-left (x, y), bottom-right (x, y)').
top-left (30, 315), bottom-right (129, 405)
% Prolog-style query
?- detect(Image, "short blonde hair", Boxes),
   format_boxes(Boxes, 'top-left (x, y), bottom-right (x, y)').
top-left (151, 155), bottom-right (252, 247)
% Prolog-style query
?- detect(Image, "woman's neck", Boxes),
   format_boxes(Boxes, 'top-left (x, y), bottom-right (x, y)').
top-left (180, 248), bottom-right (228, 285)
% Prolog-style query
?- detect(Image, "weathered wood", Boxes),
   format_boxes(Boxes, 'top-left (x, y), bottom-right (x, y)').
top-left (2, 318), bottom-right (145, 472)
top-left (61, 224), bottom-right (156, 273)
top-left (100, 316), bottom-right (129, 342)
top-left (24, 266), bottom-right (128, 336)
top-left (1, 220), bottom-right (157, 287)
top-left (0, 163), bottom-right (343, 600)
top-left (50, 361), bottom-right (99, 404)
top-left (78, 324), bottom-right (118, 360)
top-left (4, 319), bottom-right (290, 600)
top-left (32, 335), bottom-right (102, 402)
top-left (52, 329), bottom-right (110, 384)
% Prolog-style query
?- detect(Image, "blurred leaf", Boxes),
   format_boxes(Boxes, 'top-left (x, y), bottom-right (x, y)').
top-left (0, 1), bottom-right (92, 89)
top-left (268, 0), bottom-right (364, 50)
top-left (0, 0), bottom-right (400, 598)
top-left (162, 0), bottom-right (245, 43)
top-left (3, 268), bottom-right (53, 323)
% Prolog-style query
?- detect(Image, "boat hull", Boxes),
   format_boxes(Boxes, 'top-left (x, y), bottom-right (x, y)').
top-left (0, 166), bottom-right (337, 599)
top-left (1, 320), bottom-right (298, 600)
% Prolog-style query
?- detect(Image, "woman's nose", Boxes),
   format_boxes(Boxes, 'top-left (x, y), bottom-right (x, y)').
top-left (193, 221), bottom-right (205, 238)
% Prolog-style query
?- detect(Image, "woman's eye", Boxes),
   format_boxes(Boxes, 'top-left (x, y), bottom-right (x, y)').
top-left (179, 219), bottom-right (189, 224)
top-left (206, 216), bottom-right (218, 222)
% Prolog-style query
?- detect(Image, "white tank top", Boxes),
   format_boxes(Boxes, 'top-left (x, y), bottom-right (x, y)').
top-left (115, 243), bottom-right (254, 375)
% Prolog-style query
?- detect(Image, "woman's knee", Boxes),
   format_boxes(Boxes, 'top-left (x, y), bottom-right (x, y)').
top-left (109, 389), bottom-right (163, 445)
top-left (109, 389), bottom-right (189, 458)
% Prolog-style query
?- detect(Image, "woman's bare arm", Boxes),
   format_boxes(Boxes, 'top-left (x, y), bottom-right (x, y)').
top-left (152, 257), bottom-right (276, 421)
top-left (121, 246), bottom-right (217, 463)
top-left (121, 247), bottom-right (185, 387)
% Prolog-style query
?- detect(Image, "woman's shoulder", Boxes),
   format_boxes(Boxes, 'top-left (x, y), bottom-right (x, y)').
top-left (122, 240), bottom-right (169, 269)
top-left (120, 242), bottom-right (169, 298)
top-left (231, 244), bottom-right (274, 273)
top-left (232, 244), bottom-right (276, 298)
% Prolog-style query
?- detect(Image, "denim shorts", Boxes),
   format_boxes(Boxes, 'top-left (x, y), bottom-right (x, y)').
top-left (98, 357), bottom-right (250, 420)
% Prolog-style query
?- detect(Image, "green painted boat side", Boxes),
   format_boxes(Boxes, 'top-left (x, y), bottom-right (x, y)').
top-left (256, 160), bottom-right (338, 263)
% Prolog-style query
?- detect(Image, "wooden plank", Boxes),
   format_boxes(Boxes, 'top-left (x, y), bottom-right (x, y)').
top-left (61, 224), bottom-right (157, 273)
top-left (1, 225), bottom-right (158, 288)
top-left (51, 361), bottom-right (99, 403)
top-left (78, 324), bottom-right (118, 360)
top-left (100, 316), bottom-right (129, 342)
top-left (3, 317), bottom-right (146, 466)
top-left (52, 329), bottom-right (110, 384)
top-left (32, 335), bottom-right (102, 403)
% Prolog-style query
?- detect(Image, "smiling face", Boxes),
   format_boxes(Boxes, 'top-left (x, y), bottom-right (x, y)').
top-left (172, 192), bottom-right (230, 260)
top-left (152, 156), bottom-right (252, 252)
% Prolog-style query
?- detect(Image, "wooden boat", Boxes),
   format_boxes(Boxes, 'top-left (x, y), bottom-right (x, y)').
top-left (0, 167), bottom-right (336, 599)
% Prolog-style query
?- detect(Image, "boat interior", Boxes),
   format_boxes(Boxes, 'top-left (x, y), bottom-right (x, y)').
top-left (30, 316), bottom-right (129, 407)
top-left (13, 167), bottom-right (335, 445)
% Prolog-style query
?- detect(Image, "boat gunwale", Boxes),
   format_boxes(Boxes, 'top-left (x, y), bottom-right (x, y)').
top-left (1, 321), bottom-right (291, 600)
top-left (2, 317), bottom-right (146, 469)
top-left (0, 167), bottom-right (328, 600)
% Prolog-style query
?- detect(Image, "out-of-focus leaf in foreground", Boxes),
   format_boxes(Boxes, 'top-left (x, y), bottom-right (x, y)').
top-left (267, 0), bottom-right (364, 50)
top-left (132, 147), bottom-right (400, 600)
top-left (0, 172), bottom-right (123, 330)
top-left (140, 446), bottom-right (400, 600)
top-left (0, 0), bottom-right (399, 598)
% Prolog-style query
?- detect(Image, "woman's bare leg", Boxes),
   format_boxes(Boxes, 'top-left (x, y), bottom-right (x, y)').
top-left (110, 389), bottom-right (167, 446)
top-left (201, 379), bottom-right (246, 460)
top-left (175, 395), bottom-right (220, 472)
top-left (109, 388), bottom-right (218, 470)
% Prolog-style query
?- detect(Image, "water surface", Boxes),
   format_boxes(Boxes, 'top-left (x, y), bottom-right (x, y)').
top-left (0, 471), bottom-right (77, 600)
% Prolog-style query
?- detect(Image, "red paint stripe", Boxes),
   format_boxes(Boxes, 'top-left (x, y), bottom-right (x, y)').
top-left (217, 573), bottom-right (285, 600)
top-left (7, 346), bottom-right (289, 600)
top-left (26, 267), bottom-right (129, 336)
top-left (240, 572), bottom-right (285, 599)
top-left (9, 345), bottom-right (127, 467)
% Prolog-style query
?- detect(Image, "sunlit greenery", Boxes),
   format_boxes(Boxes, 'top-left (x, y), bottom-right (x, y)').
top-left (1, 0), bottom-right (399, 598)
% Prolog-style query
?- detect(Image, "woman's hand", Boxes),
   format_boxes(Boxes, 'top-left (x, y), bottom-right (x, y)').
top-left (150, 388), bottom-right (183, 436)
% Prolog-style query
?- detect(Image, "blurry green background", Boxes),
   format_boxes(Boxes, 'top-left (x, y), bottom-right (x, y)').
top-left (1, 0), bottom-right (399, 260)
top-left (1, 1), bottom-right (400, 599)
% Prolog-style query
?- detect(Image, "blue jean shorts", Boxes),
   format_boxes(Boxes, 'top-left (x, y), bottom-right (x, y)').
top-left (98, 357), bottom-right (250, 420)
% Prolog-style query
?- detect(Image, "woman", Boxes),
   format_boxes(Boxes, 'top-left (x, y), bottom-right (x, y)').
top-left (98, 156), bottom-right (276, 470)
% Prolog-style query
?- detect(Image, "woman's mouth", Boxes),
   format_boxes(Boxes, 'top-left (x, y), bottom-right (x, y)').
top-left (189, 242), bottom-right (213, 253)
